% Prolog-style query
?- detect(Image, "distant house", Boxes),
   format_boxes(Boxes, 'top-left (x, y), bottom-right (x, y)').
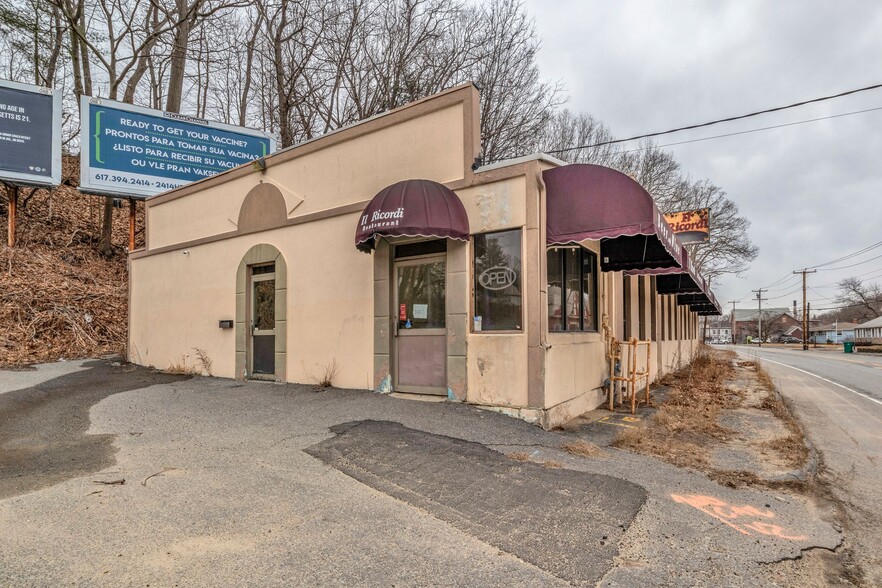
top-left (704, 318), bottom-right (732, 343)
top-left (854, 316), bottom-right (882, 344)
top-left (809, 322), bottom-right (857, 344)
top-left (732, 308), bottom-right (801, 342)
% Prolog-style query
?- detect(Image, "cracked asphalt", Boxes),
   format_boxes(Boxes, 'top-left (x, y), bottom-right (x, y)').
top-left (0, 359), bottom-right (845, 587)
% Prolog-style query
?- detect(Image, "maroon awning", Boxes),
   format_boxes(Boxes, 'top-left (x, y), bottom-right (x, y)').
top-left (626, 245), bottom-right (704, 293)
top-left (355, 179), bottom-right (469, 253)
top-left (677, 290), bottom-right (722, 315)
top-left (543, 164), bottom-right (681, 272)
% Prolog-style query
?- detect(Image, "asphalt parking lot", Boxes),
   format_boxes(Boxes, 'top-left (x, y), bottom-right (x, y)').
top-left (0, 359), bottom-right (842, 587)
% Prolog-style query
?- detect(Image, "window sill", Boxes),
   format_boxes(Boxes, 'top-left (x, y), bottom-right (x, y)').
top-left (547, 331), bottom-right (602, 344)
top-left (470, 330), bottom-right (524, 335)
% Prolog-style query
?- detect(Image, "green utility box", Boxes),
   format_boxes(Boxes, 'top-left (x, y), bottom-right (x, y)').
top-left (843, 341), bottom-right (854, 354)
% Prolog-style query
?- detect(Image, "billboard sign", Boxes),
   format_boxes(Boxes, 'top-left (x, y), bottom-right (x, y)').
top-left (80, 96), bottom-right (275, 198)
top-left (664, 208), bottom-right (710, 244)
top-left (0, 79), bottom-right (61, 186)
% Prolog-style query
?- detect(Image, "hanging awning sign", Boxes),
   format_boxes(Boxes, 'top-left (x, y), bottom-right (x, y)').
top-left (664, 208), bottom-right (710, 244)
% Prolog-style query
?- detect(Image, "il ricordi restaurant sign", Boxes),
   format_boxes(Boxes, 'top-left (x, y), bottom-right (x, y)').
top-left (664, 208), bottom-right (710, 244)
top-left (80, 96), bottom-right (276, 198)
top-left (359, 206), bottom-right (405, 233)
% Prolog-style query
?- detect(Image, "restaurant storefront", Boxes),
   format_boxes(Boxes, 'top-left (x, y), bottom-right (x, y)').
top-left (129, 82), bottom-right (720, 429)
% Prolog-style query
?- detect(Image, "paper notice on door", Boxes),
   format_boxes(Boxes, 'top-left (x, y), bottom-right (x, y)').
top-left (413, 304), bottom-right (428, 319)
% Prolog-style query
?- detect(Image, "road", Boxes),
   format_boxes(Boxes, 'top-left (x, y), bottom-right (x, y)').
top-left (735, 345), bottom-right (882, 586)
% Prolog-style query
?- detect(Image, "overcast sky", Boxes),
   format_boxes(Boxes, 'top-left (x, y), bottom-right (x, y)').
top-left (524, 0), bottom-right (882, 314)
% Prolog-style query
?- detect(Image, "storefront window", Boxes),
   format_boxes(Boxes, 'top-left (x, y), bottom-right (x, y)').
top-left (397, 261), bottom-right (446, 329)
top-left (547, 247), bottom-right (597, 332)
top-left (474, 229), bottom-right (522, 331)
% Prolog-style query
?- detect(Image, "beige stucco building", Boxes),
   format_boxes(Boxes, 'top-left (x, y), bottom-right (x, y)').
top-left (128, 83), bottom-right (720, 428)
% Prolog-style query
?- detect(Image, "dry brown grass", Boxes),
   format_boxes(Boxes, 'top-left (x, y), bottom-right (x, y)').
top-left (561, 440), bottom-right (603, 458)
top-left (1, 157), bottom-right (140, 367)
top-left (305, 358), bottom-right (339, 388)
top-left (542, 460), bottom-right (564, 469)
top-left (613, 348), bottom-right (738, 469)
top-left (507, 452), bottom-right (531, 462)
top-left (709, 469), bottom-right (765, 488)
top-left (755, 363), bottom-right (809, 468)
top-left (165, 355), bottom-right (198, 375)
top-left (616, 350), bottom-right (810, 485)
top-left (192, 347), bottom-right (213, 376)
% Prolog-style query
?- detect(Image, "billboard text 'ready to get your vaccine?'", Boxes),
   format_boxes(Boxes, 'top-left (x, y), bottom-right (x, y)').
top-left (80, 96), bottom-right (276, 198)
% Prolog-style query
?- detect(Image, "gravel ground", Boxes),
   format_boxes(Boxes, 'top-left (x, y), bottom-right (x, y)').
top-left (0, 359), bottom-right (845, 587)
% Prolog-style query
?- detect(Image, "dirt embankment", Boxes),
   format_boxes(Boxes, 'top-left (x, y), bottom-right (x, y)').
top-left (1, 157), bottom-right (142, 366)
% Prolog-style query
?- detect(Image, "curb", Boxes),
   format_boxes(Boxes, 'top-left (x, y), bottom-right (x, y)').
top-left (771, 384), bottom-right (821, 483)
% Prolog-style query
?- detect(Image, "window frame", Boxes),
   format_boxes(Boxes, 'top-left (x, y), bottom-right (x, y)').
top-left (472, 228), bottom-right (524, 333)
top-left (546, 245), bottom-right (599, 333)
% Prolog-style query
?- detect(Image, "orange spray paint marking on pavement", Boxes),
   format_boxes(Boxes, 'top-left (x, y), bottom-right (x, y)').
top-left (671, 494), bottom-right (807, 541)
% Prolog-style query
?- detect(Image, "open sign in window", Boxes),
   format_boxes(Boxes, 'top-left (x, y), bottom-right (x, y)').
top-left (474, 229), bottom-right (522, 331)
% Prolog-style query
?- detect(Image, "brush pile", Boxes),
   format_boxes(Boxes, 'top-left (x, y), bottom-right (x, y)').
top-left (0, 156), bottom-right (144, 366)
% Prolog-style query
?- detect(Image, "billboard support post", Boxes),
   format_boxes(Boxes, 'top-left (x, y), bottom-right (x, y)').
top-left (129, 199), bottom-right (136, 251)
top-left (6, 184), bottom-right (17, 248)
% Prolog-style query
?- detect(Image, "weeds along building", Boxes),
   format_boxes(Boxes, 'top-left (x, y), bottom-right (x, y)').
top-left (128, 83), bottom-right (721, 428)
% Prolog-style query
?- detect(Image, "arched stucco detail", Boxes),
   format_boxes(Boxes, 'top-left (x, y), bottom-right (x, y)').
top-left (236, 243), bottom-right (287, 381)
top-left (237, 183), bottom-right (287, 234)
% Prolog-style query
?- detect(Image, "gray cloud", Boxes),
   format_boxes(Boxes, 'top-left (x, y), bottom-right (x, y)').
top-left (524, 0), bottom-right (882, 311)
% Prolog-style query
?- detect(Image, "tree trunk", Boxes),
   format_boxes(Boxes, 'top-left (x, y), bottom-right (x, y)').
top-left (165, 0), bottom-right (193, 113)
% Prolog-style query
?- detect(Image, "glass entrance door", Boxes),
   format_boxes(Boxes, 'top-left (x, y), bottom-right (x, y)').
top-left (250, 264), bottom-right (275, 376)
top-left (394, 256), bottom-right (446, 394)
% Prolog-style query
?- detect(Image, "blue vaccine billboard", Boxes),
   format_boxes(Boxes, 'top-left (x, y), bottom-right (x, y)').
top-left (0, 79), bottom-right (62, 186)
top-left (80, 96), bottom-right (275, 198)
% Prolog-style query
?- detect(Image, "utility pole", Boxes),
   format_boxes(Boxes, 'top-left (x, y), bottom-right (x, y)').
top-left (752, 289), bottom-right (767, 347)
top-left (728, 300), bottom-right (738, 344)
top-left (793, 269), bottom-right (817, 351)
top-left (809, 302), bottom-right (815, 347)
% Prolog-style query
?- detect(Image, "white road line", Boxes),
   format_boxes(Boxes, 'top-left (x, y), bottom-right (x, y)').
top-left (757, 356), bottom-right (882, 408)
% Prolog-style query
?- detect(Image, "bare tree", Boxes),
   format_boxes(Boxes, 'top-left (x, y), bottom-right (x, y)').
top-left (0, 0), bottom-right (67, 86)
top-left (469, 0), bottom-right (562, 161)
top-left (836, 277), bottom-right (882, 321)
top-left (537, 109), bottom-right (618, 167)
top-left (46, 0), bottom-right (250, 254)
top-left (670, 179), bottom-right (758, 283)
top-left (3, 0), bottom-right (754, 285)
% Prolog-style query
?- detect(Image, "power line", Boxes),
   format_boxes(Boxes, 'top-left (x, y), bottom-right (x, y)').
top-left (547, 81), bottom-right (882, 154)
top-left (808, 287), bottom-right (836, 302)
top-left (806, 240), bottom-right (882, 269)
top-left (812, 266), bottom-right (882, 288)
top-left (765, 286), bottom-right (802, 301)
top-left (764, 275), bottom-right (802, 292)
top-left (817, 252), bottom-right (882, 271)
top-left (803, 298), bottom-right (882, 313)
top-left (619, 106), bottom-right (882, 154)
top-left (735, 266), bottom-right (875, 303)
